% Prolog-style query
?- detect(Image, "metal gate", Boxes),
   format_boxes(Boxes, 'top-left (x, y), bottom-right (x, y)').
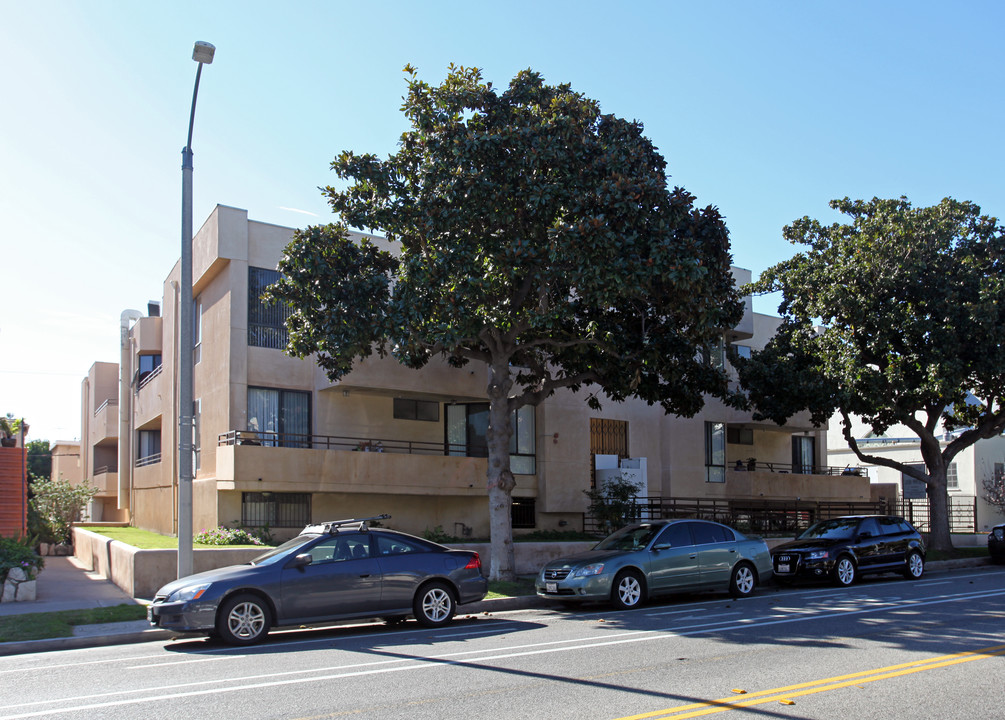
top-left (889, 495), bottom-right (976, 533)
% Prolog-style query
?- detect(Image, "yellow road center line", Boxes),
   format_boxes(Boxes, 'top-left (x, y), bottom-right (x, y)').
top-left (613, 643), bottom-right (1005, 720)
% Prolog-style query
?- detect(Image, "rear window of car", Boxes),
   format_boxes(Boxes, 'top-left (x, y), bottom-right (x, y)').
top-left (690, 522), bottom-right (733, 545)
top-left (377, 535), bottom-right (430, 555)
top-left (878, 516), bottom-right (907, 535)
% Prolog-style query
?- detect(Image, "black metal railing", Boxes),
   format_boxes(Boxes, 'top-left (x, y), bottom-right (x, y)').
top-left (583, 496), bottom-right (891, 536)
top-left (729, 461), bottom-right (864, 476)
top-left (219, 430), bottom-right (467, 457)
top-left (889, 496), bottom-right (977, 533)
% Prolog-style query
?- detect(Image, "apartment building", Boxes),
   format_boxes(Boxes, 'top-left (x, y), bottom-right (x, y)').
top-left (79, 204), bottom-right (862, 541)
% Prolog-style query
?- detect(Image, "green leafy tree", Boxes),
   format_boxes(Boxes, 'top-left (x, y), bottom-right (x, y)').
top-left (584, 474), bottom-right (643, 537)
top-left (737, 197), bottom-right (1005, 552)
top-left (26, 440), bottom-right (51, 482)
top-left (268, 65), bottom-right (741, 579)
top-left (29, 476), bottom-right (97, 545)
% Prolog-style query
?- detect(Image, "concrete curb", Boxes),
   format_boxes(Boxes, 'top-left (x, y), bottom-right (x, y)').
top-left (0, 557), bottom-right (993, 656)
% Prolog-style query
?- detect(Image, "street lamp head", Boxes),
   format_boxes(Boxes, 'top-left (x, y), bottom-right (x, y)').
top-left (192, 41), bottom-right (215, 65)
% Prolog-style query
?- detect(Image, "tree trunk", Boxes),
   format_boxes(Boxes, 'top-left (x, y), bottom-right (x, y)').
top-left (925, 472), bottom-right (953, 553)
top-left (485, 360), bottom-right (516, 581)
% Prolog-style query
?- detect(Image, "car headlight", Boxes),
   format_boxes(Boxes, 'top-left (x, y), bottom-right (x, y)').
top-left (167, 583), bottom-right (212, 603)
top-left (573, 563), bottom-right (605, 578)
top-left (807, 551), bottom-right (829, 561)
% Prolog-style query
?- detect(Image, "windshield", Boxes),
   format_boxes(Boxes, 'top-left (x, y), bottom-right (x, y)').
top-left (594, 524), bottom-right (663, 551)
top-left (250, 534), bottom-right (317, 565)
top-left (798, 518), bottom-right (860, 541)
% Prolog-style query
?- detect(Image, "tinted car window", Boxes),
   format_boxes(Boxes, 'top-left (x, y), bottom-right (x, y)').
top-left (595, 524), bottom-right (664, 551)
top-left (377, 535), bottom-right (429, 555)
top-left (251, 534), bottom-right (317, 565)
top-left (878, 517), bottom-right (905, 535)
top-left (690, 522), bottom-right (731, 545)
top-left (655, 523), bottom-right (694, 548)
top-left (858, 518), bottom-right (881, 537)
top-left (798, 518), bottom-right (859, 540)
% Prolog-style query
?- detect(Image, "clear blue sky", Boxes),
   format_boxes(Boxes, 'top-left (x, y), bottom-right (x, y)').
top-left (2, 1), bottom-right (1004, 443)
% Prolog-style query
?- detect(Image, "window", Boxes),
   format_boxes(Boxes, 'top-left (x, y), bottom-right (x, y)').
top-left (248, 387), bottom-right (311, 447)
top-left (732, 344), bottom-right (752, 360)
top-left (792, 435), bottom-right (815, 474)
top-left (248, 267), bottom-right (292, 349)
top-left (446, 403), bottom-right (535, 474)
top-left (377, 535), bottom-right (428, 555)
top-left (137, 429), bottom-right (161, 467)
top-left (656, 523), bottom-right (693, 548)
top-left (511, 497), bottom-right (536, 528)
top-left (699, 337), bottom-right (725, 370)
top-left (137, 354), bottom-right (162, 388)
top-left (393, 398), bottom-right (439, 422)
top-left (690, 521), bottom-right (732, 544)
top-left (726, 427), bottom-right (753, 445)
top-left (947, 462), bottom-right (959, 491)
top-left (194, 296), bottom-right (203, 364)
top-left (705, 422), bottom-right (725, 483)
top-left (241, 492), bottom-right (311, 527)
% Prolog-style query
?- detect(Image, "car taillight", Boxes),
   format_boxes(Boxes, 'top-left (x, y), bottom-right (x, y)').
top-left (464, 553), bottom-right (481, 570)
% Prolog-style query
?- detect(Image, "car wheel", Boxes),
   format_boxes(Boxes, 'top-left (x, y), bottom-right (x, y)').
top-left (216, 593), bottom-right (271, 646)
top-left (413, 581), bottom-right (456, 627)
top-left (611, 570), bottom-right (645, 610)
top-left (729, 563), bottom-right (757, 598)
top-left (902, 550), bottom-right (925, 579)
top-left (832, 556), bottom-right (857, 587)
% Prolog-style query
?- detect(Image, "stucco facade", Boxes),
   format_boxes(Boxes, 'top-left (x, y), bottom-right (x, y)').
top-left (81, 204), bottom-right (858, 541)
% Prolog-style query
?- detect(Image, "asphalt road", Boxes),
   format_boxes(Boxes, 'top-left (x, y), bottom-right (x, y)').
top-left (1, 564), bottom-right (1003, 720)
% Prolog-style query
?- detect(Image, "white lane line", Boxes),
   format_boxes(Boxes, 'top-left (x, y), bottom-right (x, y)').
top-left (3, 587), bottom-right (1002, 719)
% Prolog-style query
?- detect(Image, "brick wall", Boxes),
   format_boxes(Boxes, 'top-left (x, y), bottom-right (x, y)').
top-left (0, 447), bottom-right (27, 537)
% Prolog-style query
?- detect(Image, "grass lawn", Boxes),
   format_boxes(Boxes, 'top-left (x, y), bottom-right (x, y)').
top-left (84, 526), bottom-right (265, 550)
top-left (486, 576), bottom-right (537, 599)
top-left (926, 546), bottom-right (989, 562)
top-left (0, 605), bottom-right (149, 643)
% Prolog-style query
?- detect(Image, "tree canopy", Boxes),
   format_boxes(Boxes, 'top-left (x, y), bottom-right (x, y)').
top-left (738, 196), bottom-right (1005, 551)
top-left (269, 65), bottom-right (742, 578)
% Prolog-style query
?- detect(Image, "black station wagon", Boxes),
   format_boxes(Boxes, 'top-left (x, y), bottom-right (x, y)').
top-left (771, 515), bottom-right (926, 587)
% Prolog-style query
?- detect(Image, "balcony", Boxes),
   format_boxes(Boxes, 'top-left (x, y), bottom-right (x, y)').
top-left (91, 399), bottom-right (118, 443)
top-left (90, 467), bottom-right (118, 497)
top-left (215, 431), bottom-right (521, 497)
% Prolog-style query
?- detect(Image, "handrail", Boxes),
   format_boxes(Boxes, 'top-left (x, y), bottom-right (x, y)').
top-left (94, 398), bottom-right (118, 416)
top-left (138, 363), bottom-right (163, 390)
top-left (136, 453), bottom-right (162, 468)
top-left (217, 429), bottom-right (522, 459)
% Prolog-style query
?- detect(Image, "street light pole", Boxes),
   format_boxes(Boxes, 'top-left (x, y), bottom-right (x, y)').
top-left (179, 40), bottom-right (215, 580)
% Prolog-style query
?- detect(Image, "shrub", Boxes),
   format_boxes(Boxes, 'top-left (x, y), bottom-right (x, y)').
top-left (193, 527), bottom-right (265, 546)
top-left (0, 536), bottom-right (44, 584)
top-left (29, 476), bottom-right (98, 545)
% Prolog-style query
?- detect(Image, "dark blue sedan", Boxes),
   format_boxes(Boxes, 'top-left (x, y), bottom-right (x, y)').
top-left (148, 516), bottom-right (487, 645)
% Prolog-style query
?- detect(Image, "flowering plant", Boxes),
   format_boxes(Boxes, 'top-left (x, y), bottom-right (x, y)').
top-left (193, 527), bottom-right (266, 546)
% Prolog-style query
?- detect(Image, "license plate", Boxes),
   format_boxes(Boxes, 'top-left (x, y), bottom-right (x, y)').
top-left (546, 582), bottom-right (557, 593)
top-left (777, 564), bottom-right (790, 573)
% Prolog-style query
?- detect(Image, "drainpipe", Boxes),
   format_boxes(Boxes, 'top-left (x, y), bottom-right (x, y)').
top-left (118, 309), bottom-right (143, 513)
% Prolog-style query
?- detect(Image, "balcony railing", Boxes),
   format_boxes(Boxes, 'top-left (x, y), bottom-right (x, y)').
top-left (729, 460), bottom-right (863, 476)
top-left (94, 398), bottom-right (118, 416)
top-left (93, 465), bottom-right (118, 475)
top-left (138, 363), bottom-right (163, 391)
top-left (136, 453), bottom-right (161, 468)
top-left (219, 430), bottom-right (469, 456)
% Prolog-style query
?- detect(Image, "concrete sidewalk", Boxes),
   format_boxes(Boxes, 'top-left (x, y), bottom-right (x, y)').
top-left (0, 555), bottom-right (992, 657)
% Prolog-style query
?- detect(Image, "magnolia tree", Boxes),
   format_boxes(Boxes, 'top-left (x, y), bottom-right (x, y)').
top-left (737, 197), bottom-right (1005, 552)
top-left (268, 66), bottom-right (741, 579)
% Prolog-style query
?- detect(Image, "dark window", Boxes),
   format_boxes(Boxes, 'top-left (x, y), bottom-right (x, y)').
top-left (248, 387), bottom-right (311, 447)
top-left (726, 427), bottom-right (753, 445)
top-left (705, 422), bottom-right (725, 483)
top-left (137, 354), bottom-right (162, 387)
top-left (511, 497), bottom-right (536, 529)
top-left (393, 398), bottom-right (439, 422)
top-left (377, 534), bottom-right (428, 555)
top-left (446, 403), bottom-right (535, 474)
top-left (137, 430), bottom-right (161, 467)
top-left (241, 492), bottom-right (311, 528)
top-left (656, 523), bottom-right (693, 548)
top-left (792, 435), bottom-right (816, 474)
top-left (877, 516), bottom-right (905, 536)
top-left (248, 267), bottom-right (292, 349)
top-left (690, 522), bottom-right (731, 545)
top-left (858, 517), bottom-right (881, 537)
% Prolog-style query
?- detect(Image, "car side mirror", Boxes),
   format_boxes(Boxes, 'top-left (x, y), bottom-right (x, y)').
top-left (291, 553), bottom-right (313, 568)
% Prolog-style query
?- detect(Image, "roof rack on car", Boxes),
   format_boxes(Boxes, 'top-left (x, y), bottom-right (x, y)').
top-left (302, 514), bottom-right (391, 535)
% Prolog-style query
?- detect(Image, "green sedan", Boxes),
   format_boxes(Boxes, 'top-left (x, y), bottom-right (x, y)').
top-left (536, 519), bottom-right (773, 610)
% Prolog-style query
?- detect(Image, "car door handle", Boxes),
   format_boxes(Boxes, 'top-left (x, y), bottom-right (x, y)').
top-left (689, 554), bottom-right (697, 559)
top-left (359, 574), bottom-right (370, 578)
